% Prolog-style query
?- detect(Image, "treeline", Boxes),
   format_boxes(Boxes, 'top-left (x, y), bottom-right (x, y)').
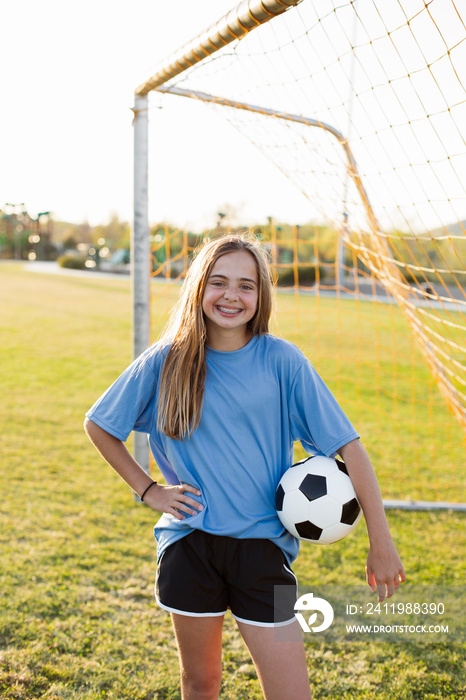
top-left (0, 208), bottom-right (132, 262)
top-left (2, 205), bottom-right (463, 290)
top-left (387, 232), bottom-right (466, 287)
top-left (149, 222), bottom-right (342, 286)
top-left (150, 222), bottom-right (466, 288)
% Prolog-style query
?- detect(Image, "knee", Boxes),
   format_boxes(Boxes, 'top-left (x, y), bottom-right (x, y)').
top-left (181, 662), bottom-right (222, 699)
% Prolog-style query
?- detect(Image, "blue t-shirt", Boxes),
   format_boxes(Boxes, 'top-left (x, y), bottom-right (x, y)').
top-left (86, 334), bottom-right (359, 564)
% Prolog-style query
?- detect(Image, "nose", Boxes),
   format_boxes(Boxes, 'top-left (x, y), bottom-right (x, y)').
top-left (223, 285), bottom-right (239, 301)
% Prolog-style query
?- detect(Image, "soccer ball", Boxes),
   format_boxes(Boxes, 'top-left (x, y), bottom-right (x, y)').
top-left (275, 455), bottom-right (362, 544)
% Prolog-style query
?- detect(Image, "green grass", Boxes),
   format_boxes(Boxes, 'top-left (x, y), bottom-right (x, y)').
top-left (1, 263), bottom-right (464, 699)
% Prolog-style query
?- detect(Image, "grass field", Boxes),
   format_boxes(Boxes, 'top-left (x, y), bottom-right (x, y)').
top-left (1, 262), bottom-right (464, 699)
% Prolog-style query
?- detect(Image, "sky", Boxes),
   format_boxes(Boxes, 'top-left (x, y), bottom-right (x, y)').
top-left (3, 0), bottom-right (465, 235)
top-left (1, 0), bottom-right (314, 231)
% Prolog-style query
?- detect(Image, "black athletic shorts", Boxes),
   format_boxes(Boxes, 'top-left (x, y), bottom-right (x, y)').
top-left (155, 529), bottom-right (298, 627)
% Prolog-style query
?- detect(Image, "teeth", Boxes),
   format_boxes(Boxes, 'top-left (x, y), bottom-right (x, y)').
top-left (218, 306), bottom-right (241, 315)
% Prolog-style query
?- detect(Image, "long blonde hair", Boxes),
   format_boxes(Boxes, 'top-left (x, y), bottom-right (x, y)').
top-left (157, 234), bottom-right (274, 440)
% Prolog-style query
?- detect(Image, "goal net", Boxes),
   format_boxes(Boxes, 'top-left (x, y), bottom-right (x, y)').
top-left (134, 0), bottom-right (466, 505)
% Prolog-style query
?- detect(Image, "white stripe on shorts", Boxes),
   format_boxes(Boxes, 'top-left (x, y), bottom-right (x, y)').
top-left (232, 613), bottom-right (297, 628)
top-left (155, 594), bottom-right (227, 618)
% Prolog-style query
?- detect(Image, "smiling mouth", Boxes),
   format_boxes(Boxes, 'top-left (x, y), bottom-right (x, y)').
top-left (216, 306), bottom-right (242, 315)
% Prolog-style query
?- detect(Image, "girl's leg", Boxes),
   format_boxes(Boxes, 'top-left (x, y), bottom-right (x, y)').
top-left (236, 619), bottom-right (312, 700)
top-left (171, 613), bottom-right (224, 700)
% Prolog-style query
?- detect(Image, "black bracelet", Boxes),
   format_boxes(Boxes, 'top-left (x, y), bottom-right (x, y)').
top-left (140, 481), bottom-right (157, 502)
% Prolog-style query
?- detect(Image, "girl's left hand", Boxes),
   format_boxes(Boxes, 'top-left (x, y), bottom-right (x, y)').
top-left (366, 540), bottom-right (406, 601)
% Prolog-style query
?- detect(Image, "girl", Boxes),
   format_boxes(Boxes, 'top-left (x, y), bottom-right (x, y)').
top-left (84, 234), bottom-right (405, 700)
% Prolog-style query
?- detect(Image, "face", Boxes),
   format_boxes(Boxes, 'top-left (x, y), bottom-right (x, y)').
top-left (202, 250), bottom-right (259, 349)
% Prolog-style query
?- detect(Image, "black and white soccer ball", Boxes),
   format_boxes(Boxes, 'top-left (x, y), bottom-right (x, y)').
top-left (275, 455), bottom-right (362, 544)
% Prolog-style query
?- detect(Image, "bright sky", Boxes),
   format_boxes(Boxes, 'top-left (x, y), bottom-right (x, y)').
top-left (1, 0), bottom-right (313, 230)
top-left (3, 1), bottom-right (465, 234)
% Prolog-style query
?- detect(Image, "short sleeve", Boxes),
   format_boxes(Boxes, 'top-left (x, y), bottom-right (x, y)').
top-left (289, 361), bottom-right (359, 457)
top-left (85, 351), bottom-right (159, 441)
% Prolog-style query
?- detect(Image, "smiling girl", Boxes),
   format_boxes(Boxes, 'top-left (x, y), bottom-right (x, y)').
top-left (84, 234), bottom-right (405, 700)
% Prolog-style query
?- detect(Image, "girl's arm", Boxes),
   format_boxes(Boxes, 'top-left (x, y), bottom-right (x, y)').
top-left (338, 438), bottom-right (406, 601)
top-left (84, 418), bottom-right (203, 520)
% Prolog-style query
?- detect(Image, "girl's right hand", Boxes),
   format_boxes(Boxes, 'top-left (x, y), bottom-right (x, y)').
top-left (143, 482), bottom-right (204, 520)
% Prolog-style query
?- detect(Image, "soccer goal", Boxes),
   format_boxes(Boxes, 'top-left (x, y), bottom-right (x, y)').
top-left (132, 0), bottom-right (466, 508)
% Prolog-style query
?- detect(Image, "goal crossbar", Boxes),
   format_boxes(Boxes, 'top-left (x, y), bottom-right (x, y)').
top-left (135, 0), bottom-right (303, 97)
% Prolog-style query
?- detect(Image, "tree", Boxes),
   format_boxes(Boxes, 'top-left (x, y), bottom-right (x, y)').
top-left (92, 214), bottom-right (130, 250)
